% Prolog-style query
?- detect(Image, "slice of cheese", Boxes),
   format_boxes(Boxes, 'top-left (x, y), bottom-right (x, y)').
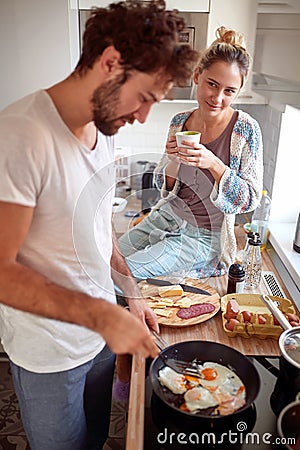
top-left (147, 302), bottom-right (167, 309)
top-left (149, 296), bottom-right (174, 306)
top-left (154, 308), bottom-right (173, 318)
top-left (174, 297), bottom-right (193, 308)
top-left (158, 285), bottom-right (183, 298)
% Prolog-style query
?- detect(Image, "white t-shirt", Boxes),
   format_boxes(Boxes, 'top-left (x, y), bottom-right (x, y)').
top-left (0, 90), bottom-right (117, 373)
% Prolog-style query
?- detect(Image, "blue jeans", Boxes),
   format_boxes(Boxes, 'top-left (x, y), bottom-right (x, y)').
top-left (118, 202), bottom-right (221, 279)
top-left (9, 345), bottom-right (116, 450)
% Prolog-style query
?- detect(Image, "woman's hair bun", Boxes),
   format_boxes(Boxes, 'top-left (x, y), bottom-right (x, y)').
top-left (197, 25), bottom-right (250, 83)
top-left (215, 26), bottom-right (246, 50)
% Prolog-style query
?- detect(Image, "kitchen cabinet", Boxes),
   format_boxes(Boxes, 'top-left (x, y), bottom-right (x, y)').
top-left (78, 0), bottom-right (111, 7)
top-left (252, 11), bottom-right (300, 106)
top-left (257, 0), bottom-right (300, 14)
top-left (162, 0), bottom-right (209, 11)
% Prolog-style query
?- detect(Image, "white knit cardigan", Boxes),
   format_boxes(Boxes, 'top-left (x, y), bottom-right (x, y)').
top-left (153, 109), bottom-right (264, 269)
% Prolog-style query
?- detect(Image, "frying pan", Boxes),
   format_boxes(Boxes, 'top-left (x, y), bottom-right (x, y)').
top-left (149, 340), bottom-right (260, 419)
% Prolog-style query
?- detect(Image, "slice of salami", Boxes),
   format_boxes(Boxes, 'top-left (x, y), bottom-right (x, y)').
top-left (177, 303), bottom-right (215, 320)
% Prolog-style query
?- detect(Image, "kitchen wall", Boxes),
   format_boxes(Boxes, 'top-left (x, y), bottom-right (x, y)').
top-left (0, 0), bottom-right (72, 110)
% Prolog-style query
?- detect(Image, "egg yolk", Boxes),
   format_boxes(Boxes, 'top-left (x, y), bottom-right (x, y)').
top-left (185, 375), bottom-right (201, 384)
top-left (201, 367), bottom-right (218, 380)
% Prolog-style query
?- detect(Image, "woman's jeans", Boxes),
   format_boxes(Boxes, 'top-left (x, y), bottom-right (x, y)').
top-left (118, 202), bottom-right (221, 279)
top-left (9, 345), bottom-right (115, 450)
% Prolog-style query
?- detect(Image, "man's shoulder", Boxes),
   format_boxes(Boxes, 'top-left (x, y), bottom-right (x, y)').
top-left (1, 90), bottom-right (43, 115)
top-left (0, 90), bottom-right (49, 131)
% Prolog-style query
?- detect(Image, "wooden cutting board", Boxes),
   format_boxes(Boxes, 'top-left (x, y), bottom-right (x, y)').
top-left (139, 278), bottom-right (220, 327)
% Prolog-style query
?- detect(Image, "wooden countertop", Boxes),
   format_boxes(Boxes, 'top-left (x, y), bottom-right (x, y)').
top-left (125, 225), bottom-right (295, 450)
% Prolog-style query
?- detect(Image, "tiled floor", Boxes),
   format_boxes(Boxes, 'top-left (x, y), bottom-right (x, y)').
top-left (0, 356), bottom-right (28, 450)
top-left (0, 355), bottom-right (128, 450)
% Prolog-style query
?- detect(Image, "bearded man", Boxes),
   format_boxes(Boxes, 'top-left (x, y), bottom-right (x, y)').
top-left (0, 1), bottom-right (198, 449)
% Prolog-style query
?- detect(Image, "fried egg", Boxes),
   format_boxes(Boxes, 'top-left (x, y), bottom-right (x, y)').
top-left (184, 386), bottom-right (218, 412)
top-left (158, 362), bottom-right (246, 416)
top-left (215, 386), bottom-right (246, 416)
top-left (158, 366), bottom-right (187, 394)
top-left (198, 362), bottom-right (243, 392)
top-left (214, 375), bottom-right (246, 399)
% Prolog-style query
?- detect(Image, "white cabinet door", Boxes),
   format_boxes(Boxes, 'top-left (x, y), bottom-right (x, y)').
top-left (79, 0), bottom-right (110, 7)
top-left (258, 0), bottom-right (300, 14)
top-left (165, 0), bottom-right (209, 11)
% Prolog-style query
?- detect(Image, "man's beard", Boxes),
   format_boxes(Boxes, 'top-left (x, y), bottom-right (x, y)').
top-left (91, 74), bottom-right (134, 136)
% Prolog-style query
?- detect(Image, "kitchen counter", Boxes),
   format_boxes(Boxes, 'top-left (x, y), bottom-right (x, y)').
top-left (125, 224), bottom-right (296, 450)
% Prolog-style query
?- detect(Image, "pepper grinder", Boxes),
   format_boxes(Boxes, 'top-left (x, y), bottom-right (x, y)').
top-left (227, 263), bottom-right (245, 294)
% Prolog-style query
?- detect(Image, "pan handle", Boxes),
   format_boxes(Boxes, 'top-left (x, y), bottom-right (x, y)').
top-left (261, 295), bottom-right (292, 331)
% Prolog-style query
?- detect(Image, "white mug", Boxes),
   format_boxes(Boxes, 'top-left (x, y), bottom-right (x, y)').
top-left (175, 131), bottom-right (201, 149)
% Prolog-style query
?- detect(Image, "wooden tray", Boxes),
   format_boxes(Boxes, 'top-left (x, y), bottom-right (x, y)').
top-left (139, 278), bottom-right (220, 327)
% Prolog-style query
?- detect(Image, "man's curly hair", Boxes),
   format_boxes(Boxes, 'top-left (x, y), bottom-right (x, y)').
top-left (76, 0), bottom-right (199, 86)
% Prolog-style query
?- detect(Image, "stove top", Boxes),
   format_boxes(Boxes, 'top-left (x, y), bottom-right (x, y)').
top-left (144, 356), bottom-right (292, 450)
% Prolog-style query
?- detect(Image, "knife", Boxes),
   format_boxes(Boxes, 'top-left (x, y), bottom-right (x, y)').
top-left (146, 278), bottom-right (211, 296)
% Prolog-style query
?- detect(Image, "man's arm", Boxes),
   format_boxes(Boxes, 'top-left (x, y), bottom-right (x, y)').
top-left (0, 201), bottom-right (158, 358)
top-left (110, 227), bottom-right (159, 333)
